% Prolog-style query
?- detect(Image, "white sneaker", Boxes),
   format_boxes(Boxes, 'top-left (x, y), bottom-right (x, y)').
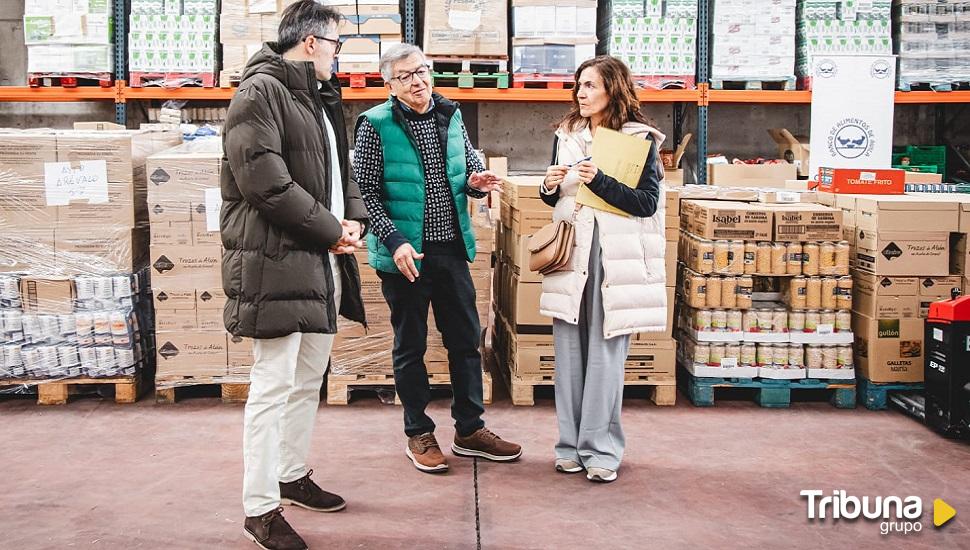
top-left (586, 467), bottom-right (617, 483)
top-left (555, 459), bottom-right (583, 473)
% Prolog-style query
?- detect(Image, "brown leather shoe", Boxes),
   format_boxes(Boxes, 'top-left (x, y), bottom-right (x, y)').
top-left (452, 427), bottom-right (522, 462)
top-left (280, 469), bottom-right (346, 512)
top-left (243, 507), bottom-right (307, 550)
top-left (406, 432), bottom-right (449, 473)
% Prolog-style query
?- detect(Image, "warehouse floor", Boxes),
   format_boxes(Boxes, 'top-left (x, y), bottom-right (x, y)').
top-left (2, 382), bottom-right (968, 550)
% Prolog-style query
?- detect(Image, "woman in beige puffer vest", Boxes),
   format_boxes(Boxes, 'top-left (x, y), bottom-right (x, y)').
top-left (538, 56), bottom-right (667, 483)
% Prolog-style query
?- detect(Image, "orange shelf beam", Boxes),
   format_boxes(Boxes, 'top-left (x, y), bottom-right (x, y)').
top-left (707, 90), bottom-right (812, 103)
top-left (894, 90), bottom-right (970, 104)
top-left (0, 86), bottom-right (117, 102)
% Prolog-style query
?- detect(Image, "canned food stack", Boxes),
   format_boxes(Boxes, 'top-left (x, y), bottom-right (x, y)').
top-left (795, 0), bottom-right (892, 87)
top-left (0, 127), bottom-right (183, 387)
top-left (835, 194), bottom-right (966, 384)
top-left (894, 0), bottom-right (970, 91)
top-left (128, 0), bottom-right (219, 87)
top-left (146, 139), bottom-right (255, 385)
top-left (675, 198), bottom-right (854, 380)
top-left (602, 0), bottom-right (698, 87)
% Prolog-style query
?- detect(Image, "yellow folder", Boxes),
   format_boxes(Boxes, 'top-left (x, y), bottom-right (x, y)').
top-left (575, 127), bottom-right (650, 217)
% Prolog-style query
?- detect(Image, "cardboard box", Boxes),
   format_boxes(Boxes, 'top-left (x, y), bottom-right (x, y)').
top-left (228, 333), bottom-right (254, 367)
top-left (150, 245), bottom-right (222, 288)
top-left (353, 14), bottom-right (401, 34)
top-left (155, 309), bottom-right (199, 331)
top-left (19, 276), bottom-right (75, 313)
top-left (855, 230), bottom-right (949, 276)
top-left (918, 276), bottom-right (962, 317)
top-left (683, 200), bottom-right (772, 240)
top-left (0, 229), bottom-right (55, 273)
top-left (56, 227), bottom-right (148, 275)
top-left (852, 313), bottom-right (924, 383)
top-left (423, 0), bottom-right (508, 57)
top-left (707, 163), bottom-right (797, 187)
top-left (192, 218), bottom-right (221, 246)
top-left (339, 34), bottom-right (381, 54)
top-left (0, 132), bottom-right (57, 181)
top-left (502, 176), bottom-right (548, 211)
top-left (816, 167), bottom-right (905, 195)
top-left (146, 141), bottom-right (221, 205)
top-left (768, 128), bottom-right (810, 178)
top-left (855, 196), bottom-right (959, 233)
top-left (149, 202), bottom-right (194, 223)
top-left (155, 331), bottom-right (228, 374)
top-left (153, 288), bottom-right (196, 310)
top-left (55, 183), bottom-right (138, 230)
top-left (508, 274), bottom-right (549, 327)
top-left (904, 171), bottom-right (943, 184)
top-left (196, 307), bottom-right (224, 331)
top-left (196, 286), bottom-right (227, 310)
top-left (853, 271), bottom-right (920, 318)
top-left (625, 338), bottom-right (677, 376)
top-left (150, 221), bottom-right (194, 246)
top-left (770, 203), bottom-right (843, 242)
top-left (55, 132), bottom-right (139, 184)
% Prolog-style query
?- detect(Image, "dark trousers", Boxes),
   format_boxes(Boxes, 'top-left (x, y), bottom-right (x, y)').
top-left (378, 241), bottom-right (485, 438)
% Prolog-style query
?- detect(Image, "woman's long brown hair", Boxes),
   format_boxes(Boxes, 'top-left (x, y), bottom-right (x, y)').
top-left (559, 55), bottom-right (647, 133)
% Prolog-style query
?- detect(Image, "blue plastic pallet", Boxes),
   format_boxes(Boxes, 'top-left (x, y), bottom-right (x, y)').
top-left (681, 369), bottom-right (856, 409)
top-left (857, 378), bottom-right (924, 411)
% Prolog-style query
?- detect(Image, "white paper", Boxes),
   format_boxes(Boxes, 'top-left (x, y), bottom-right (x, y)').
top-left (204, 187), bottom-right (222, 232)
top-left (809, 55), bottom-right (895, 178)
top-left (44, 160), bottom-right (108, 206)
top-left (720, 357), bottom-right (739, 368)
top-left (448, 10), bottom-right (481, 31)
top-left (817, 323), bottom-right (834, 335)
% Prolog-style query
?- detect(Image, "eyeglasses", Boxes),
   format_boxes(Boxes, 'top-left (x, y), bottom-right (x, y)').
top-left (390, 65), bottom-right (431, 85)
top-left (311, 35), bottom-right (342, 55)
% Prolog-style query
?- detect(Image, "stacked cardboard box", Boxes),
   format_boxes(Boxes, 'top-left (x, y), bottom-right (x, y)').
top-left (24, 0), bottom-right (114, 77)
top-left (423, 0), bottom-right (509, 57)
top-left (0, 127), bottom-right (181, 381)
top-left (795, 0), bottom-right (892, 84)
top-left (838, 194), bottom-right (963, 383)
top-left (129, 0), bottom-right (219, 81)
top-left (511, 0), bottom-right (597, 75)
top-left (711, 0), bottom-right (797, 84)
top-left (675, 195), bottom-right (855, 380)
top-left (146, 139), bottom-right (254, 381)
top-left (603, 0), bottom-right (698, 84)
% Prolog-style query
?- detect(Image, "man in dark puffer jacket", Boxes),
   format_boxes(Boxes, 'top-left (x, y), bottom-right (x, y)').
top-left (221, 2), bottom-right (367, 549)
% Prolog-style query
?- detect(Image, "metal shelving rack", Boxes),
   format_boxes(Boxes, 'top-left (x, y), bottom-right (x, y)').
top-left (1, 0), bottom-right (969, 178)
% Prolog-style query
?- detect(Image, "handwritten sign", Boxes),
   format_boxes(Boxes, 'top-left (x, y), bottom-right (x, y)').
top-left (204, 187), bottom-right (223, 232)
top-left (43, 160), bottom-right (108, 206)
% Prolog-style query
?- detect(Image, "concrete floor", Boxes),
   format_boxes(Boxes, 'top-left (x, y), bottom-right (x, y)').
top-left (1, 383), bottom-right (968, 550)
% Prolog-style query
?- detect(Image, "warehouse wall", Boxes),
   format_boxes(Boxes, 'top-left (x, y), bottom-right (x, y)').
top-left (0, 0), bottom-right (115, 127)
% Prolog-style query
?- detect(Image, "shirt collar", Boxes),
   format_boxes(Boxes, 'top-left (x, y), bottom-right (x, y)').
top-left (397, 96), bottom-right (435, 114)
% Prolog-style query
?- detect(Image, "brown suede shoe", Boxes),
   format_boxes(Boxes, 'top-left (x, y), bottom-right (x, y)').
top-left (406, 432), bottom-right (449, 473)
top-left (280, 469), bottom-right (346, 512)
top-left (452, 427), bottom-right (522, 461)
top-left (243, 507), bottom-right (307, 550)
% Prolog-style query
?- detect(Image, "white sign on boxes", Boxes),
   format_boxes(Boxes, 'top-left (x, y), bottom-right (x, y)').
top-left (809, 54), bottom-right (896, 178)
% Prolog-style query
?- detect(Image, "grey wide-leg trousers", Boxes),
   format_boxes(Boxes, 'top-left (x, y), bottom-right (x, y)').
top-left (553, 223), bottom-right (631, 471)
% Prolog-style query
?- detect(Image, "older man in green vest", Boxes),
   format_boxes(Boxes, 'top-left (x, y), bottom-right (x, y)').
top-left (354, 43), bottom-right (522, 474)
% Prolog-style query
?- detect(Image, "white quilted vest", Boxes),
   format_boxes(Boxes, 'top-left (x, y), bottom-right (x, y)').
top-left (538, 121), bottom-right (668, 339)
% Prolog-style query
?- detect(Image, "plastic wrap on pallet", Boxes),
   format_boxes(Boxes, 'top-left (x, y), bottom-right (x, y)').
top-left (0, 127), bottom-right (183, 394)
top-left (796, 1), bottom-right (893, 80)
top-left (602, 0), bottom-right (697, 82)
top-left (711, 0), bottom-right (797, 82)
top-left (24, 0), bottom-right (115, 76)
top-left (128, 1), bottom-right (219, 81)
top-left (893, 0), bottom-right (970, 89)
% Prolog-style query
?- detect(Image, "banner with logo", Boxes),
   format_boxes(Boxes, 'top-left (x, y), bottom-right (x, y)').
top-left (809, 55), bottom-right (896, 179)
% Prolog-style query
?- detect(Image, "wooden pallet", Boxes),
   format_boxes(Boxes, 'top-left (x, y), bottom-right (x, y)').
top-left (512, 73), bottom-right (575, 89)
top-left (326, 371), bottom-right (493, 405)
top-left (129, 71), bottom-right (217, 88)
top-left (633, 75), bottom-right (696, 90)
top-left (710, 76), bottom-right (797, 91)
top-left (857, 378), bottom-right (925, 411)
top-left (897, 78), bottom-right (970, 92)
top-left (1, 374), bottom-right (143, 405)
top-left (28, 73), bottom-right (113, 88)
top-left (155, 376), bottom-right (251, 404)
top-left (499, 365), bottom-right (676, 406)
top-left (335, 72), bottom-right (384, 88)
top-left (680, 367), bottom-right (855, 408)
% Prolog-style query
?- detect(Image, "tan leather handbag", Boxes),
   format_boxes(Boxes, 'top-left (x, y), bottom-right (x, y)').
top-left (528, 220), bottom-right (575, 275)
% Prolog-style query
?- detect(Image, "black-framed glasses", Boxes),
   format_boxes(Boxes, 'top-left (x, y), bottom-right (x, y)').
top-left (390, 65), bottom-right (431, 85)
top-left (312, 35), bottom-right (342, 55)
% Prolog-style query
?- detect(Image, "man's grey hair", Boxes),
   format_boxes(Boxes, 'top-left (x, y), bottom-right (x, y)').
top-left (380, 43), bottom-right (427, 82)
top-left (277, 0), bottom-right (341, 53)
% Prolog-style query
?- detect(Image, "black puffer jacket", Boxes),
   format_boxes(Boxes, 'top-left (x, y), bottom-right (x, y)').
top-left (221, 42), bottom-right (367, 338)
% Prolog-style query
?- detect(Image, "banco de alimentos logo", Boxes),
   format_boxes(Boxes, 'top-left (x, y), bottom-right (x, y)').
top-left (801, 490), bottom-right (957, 535)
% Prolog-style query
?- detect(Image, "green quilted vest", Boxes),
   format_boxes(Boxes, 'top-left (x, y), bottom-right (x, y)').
top-left (360, 99), bottom-right (476, 273)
